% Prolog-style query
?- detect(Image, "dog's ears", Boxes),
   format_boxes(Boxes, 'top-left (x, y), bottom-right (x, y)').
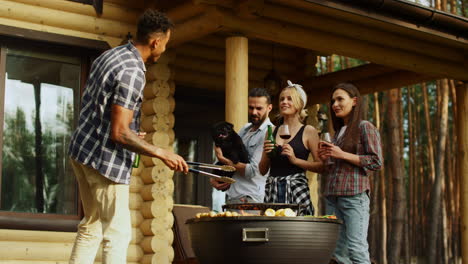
top-left (226, 122), bottom-right (234, 129)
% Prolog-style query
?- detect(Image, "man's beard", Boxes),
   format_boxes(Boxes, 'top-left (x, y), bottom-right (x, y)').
top-left (249, 113), bottom-right (267, 126)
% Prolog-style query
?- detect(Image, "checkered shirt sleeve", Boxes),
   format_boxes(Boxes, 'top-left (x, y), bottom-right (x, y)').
top-left (68, 43), bottom-right (146, 184)
top-left (323, 120), bottom-right (383, 196)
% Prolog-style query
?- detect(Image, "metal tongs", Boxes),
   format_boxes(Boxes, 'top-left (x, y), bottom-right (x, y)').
top-left (187, 161), bottom-right (236, 183)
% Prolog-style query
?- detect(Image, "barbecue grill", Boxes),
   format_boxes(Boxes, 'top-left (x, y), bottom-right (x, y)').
top-left (186, 214), bottom-right (342, 264)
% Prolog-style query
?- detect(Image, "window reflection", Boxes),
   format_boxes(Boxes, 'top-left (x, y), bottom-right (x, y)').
top-left (173, 138), bottom-right (198, 205)
top-left (1, 49), bottom-right (80, 214)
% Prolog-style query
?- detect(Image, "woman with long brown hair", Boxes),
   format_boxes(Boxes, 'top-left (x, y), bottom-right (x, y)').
top-left (318, 83), bottom-right (383, 264)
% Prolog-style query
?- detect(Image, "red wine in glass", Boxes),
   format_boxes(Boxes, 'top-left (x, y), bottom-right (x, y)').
top-left (278, 125), bottom-right (291, 141)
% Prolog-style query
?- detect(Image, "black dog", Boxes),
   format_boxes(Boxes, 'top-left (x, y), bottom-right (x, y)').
top-left (211, 121), bottom-right (249, 177)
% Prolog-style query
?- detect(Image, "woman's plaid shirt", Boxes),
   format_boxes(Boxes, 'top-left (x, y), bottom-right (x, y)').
top-left (68, 43), bottom-right (146, 184)
top-left (323, 120), bottom-right (383, 196)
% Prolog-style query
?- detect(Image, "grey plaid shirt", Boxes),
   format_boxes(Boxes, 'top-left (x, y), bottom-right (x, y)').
top-left (69, 43), bottom-right (146, 184)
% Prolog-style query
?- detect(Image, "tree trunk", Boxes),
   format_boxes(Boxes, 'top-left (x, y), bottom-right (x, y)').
top-left (423, 83), bottom-right (436, 184)
top-left (375, 92), bottom-right (388, 264)
top-left (33, 80), bottom-right (44, 213)
top-left (461, 0), bottom-right (466, 16)
top-left (387, 88), bottom-right (406, 264)
top-left (427, 79), bottom-right (450, 264)
top-left (407, 86), bottom-right (415, 262)
top-left (327, 55), bottom-right (334, 72)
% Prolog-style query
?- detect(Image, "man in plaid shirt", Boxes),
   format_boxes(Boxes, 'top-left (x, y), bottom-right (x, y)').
top-left (68, 10), bottom-right (188, 264)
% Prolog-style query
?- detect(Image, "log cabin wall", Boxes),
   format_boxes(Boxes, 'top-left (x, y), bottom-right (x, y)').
top-left (139, 54), bottom-right (177, 264)
top-left (0, 0), bottom-right (143, 47)
top-left (0, 0), bottom-right (147, 263)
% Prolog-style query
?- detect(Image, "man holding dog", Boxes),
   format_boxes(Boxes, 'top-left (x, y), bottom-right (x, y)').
top-left (68, 10), bottom-right (188, 264)
top-left (211, 88), bottom-right (273, 203)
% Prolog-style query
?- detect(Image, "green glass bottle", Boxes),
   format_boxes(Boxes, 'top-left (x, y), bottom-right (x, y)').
top-left (132, 154), bottom-right (140, 168)
top-left (267, 125), bottom-right (277, 159)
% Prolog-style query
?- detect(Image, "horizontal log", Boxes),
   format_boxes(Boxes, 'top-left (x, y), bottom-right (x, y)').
top-left (262, 3), bottom-right (462, 64)
top-left (0, 17), bottom-right (122, 47)
top-left (169, 7), bottom-right (224, 47)
top-left (0, 261), bottom-right (139, 264)
top-left (300, 63), bottom-right (395, 90)
top-left (0, 0), bottom-right (135, 39)
top-left (168, 129), bottom-right (175, 145)
top-left (131, 210), bottom-right (144, 228)
top-left (170, 56), bottom-right (270, 81)
top-left (141, 97), bottom-right (174, 116)
top-left (130, 175), bottom-right (144, 193)
top-left (141, 197), bottom-right (174, 219)
top-left (192, 34), bottom-right (300, 61)
top-left (174, 43), bottom-right (295, 73)
top-left (140, 164), bottom-right (174, 183)
top-left (152, 51), bottom-right (176, 67)
top-left (271, 0), bottom-right (467, 49)
top-left (146, 131), bottom-right (171, 147)
top-left (106, 0), bottom-right (145, 9)
top-left (141, 184), bottom-right (155, 201)
top-left (166, 1), bottom-right (205, 23)
top-left (126, 244), bottom-right (145, 263)
top-left (168, 97), bottom-right (176, 113)
top-left (146, 64), bottom-right (172, 83)
top-left (140, 114), bottom-right (173, 133)
top-left (140, 232), bottom-right (174, 253)
top-left (169, 81), bottom-right (176, 96)
top-left (141, 181), bottom-right (175, 201)
top-left (10, 0), bottom-right (140, 24)
top-left (174, 68), bottom-right (263, 91)
top-left (0, 241), bottom-right (142, 262)
top-left (140, 217), bottom-right (174, 236)
top-left (129, 193), bottom-right (143, 210)
top-left (0, 229), bottom-right (74, 243)
top-left (131, 161), bottom-right (143, 176)
top-left (219, 8), bottom-right (468, 80)
top-left (130, 227), bottom-right (144, 245)
top-left (143, 79), bottom-right (171, 100)
top-left (308, 69), bottom-right (432, 103)
top-left (140, 251), bottom-right (175, 264)
top-left (141, 154), bottom-right (172, 169)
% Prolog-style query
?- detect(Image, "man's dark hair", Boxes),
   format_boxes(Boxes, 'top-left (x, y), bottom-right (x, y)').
top-left (136, 9), bottom-right (174, 44)
top-left (248, 87), bottom-right (271, 104)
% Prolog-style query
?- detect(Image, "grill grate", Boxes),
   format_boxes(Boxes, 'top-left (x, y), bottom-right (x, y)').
top-left (222, 203), bottom-right (301, 215)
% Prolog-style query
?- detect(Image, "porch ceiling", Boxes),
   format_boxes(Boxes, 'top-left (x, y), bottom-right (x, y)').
top-left (162, 0), bottom-right (467, 102)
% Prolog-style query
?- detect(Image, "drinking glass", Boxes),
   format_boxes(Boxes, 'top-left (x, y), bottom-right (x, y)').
top-left (278, 125), bottom-right (291, 140)
top-left (320, 132), bottom-right (334, 165)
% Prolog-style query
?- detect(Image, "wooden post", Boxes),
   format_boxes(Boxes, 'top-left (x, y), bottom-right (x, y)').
top-left (225, 36), bottom-right (248, 131)
top-left (458, 82), bottom-right (468, 263)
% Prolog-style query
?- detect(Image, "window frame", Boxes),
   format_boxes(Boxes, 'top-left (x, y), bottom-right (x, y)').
top-left (0, 27), bottom-right (108, 232)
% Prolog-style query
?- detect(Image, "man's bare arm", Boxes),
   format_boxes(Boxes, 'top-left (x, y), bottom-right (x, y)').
top-left (111, 104), bottom-right (188, 173)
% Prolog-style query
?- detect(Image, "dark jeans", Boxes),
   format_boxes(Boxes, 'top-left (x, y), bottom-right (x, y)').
top-left (277, 180), bottom-right (286, 203)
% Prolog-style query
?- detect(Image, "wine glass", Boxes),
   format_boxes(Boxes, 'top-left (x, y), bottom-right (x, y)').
top-left (320, 132), bottom-right (334, 165)
top-left (278, 125), bottom-right (291, 141)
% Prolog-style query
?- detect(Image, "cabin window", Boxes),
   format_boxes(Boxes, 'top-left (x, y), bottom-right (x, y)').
top-left (0, 35), bottom-right (100, 231)
top-left (0, 48), bottom-right (80, 214)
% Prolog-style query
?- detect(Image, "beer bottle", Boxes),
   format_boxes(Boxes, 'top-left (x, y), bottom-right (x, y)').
top-left (132, 154), bottom-right (140, 168)
top-left (267, 125), bottom-right (277, 159)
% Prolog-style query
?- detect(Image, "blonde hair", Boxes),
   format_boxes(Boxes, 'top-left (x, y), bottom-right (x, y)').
top-left (279, 86), bottom-right (308, 122)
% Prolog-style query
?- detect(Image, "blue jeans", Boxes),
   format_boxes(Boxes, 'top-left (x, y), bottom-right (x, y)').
top-left (277, 180), bottom-right (286, 203)
top-left (325, 192), bottom-right (370, 264)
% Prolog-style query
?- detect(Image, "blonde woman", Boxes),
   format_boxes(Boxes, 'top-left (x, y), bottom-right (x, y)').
top-left (259, 80), bottom-right (323, 215)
